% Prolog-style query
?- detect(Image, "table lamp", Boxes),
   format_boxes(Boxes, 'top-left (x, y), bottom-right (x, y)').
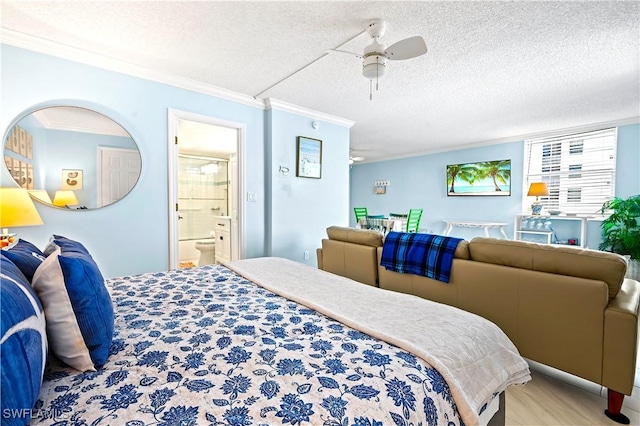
top-left (0, 187), bottom-right (44, 248)
top-left (53, 190), bottom-right (79, 208)
top-left (527, 182), bottom-right (549, 215)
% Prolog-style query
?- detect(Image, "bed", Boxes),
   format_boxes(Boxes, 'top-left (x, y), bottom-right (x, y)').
top-left (2, 244), bottom-right (530, 426)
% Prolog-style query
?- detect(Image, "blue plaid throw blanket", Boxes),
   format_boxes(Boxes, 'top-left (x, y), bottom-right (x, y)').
top-left (380, 231), bottom-right (463, 283)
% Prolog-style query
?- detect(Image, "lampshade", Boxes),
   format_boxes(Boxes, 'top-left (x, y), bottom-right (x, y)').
top-left (527, 182), bottom-right (549, 197)
top-left (53, 190), bottom-right (79, 207)
top-left (29, 189), bottom-right (53, 204)
top-left (0, 187), bottom-right (44, 228)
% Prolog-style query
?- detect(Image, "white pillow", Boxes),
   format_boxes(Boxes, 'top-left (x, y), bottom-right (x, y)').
top-left (31, 244), bottom-right (114, 372)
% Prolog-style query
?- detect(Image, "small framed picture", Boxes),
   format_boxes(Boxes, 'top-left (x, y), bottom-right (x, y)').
top-left (11, 158), bottom-right (21, 184)
top-left (26, 164), bottom-right (33, 190)
top-left (296, 136), bottom-right (322, 179)
top-left (10, 127), bottom-right (20, 154)
top-left (16, 161), bottom-right (28, 188)
top-left (26, 133), bottom-right (33, 159)
top-left (62, 169), bottom-right (83, 190)
top-left (4, 156), bottom-right (13, 174)
top-left (18, 127), bottom-right (27, 157)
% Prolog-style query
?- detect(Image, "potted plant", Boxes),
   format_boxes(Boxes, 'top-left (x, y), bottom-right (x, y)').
top-left (599, 194), bottom-right (640, 280)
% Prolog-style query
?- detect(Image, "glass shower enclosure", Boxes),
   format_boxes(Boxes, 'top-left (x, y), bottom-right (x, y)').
top-left (178, 155), bottom-right (228, 241)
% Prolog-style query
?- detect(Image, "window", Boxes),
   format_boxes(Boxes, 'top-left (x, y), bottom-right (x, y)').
top-left (568, 164), bottom-right (582, 179)
top-left (569, 141), bottom-right (584, 155)
top-left (524, 128), bottom-right (617, 214)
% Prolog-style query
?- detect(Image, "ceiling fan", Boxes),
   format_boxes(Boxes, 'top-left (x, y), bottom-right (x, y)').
top-left (349, 155), bottom-right (365, 165)
top-left (327, 19), bottom-right (428, 99)
top-left (349, 149), bottom-right (366, 165)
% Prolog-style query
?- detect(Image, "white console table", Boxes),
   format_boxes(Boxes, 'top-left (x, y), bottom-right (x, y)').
top-left (443, 220), bottom-right (509, 239)
top-left (513, 214), bottom-right (603, 248)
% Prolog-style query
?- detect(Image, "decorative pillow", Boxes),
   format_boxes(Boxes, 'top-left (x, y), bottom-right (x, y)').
top-left (1, 256), bottom-right (47, 424)
top-left (42, 234), bottom-right (89, 257)
top-left (1, 238), bottom-right (46, 282)
top-left (32, 236), bottom-right (114, 372)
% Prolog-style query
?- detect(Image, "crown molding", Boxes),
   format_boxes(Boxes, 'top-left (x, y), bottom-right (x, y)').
top-left (2, 30), bottom-right (357, 129)
top-left (358, 116), bottom-right (640, 164)
top-left (265, 98), bottom-right (355, 128)
top-left (1, 29), bottom-right (264, 109)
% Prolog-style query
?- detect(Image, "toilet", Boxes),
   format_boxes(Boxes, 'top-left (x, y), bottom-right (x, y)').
top-left (195, 238), bottom-right (216, 265)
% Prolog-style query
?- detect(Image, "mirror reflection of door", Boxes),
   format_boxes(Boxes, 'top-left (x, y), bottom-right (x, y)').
top-left (98, 147), bottom-right (142, 208)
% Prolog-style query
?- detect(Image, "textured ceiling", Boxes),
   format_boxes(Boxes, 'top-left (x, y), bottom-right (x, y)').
top-left (2, 1), bottom-right (639, 162)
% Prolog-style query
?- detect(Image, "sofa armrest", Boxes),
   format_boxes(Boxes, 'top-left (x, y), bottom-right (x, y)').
top-left (316, 248), bottom-right (323, 270)
top-left (602, 278), bottom-right (640, 395)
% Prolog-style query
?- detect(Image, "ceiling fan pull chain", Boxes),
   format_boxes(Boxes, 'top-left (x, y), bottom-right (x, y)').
top-left (376, 57), bottom-right (379, 91)
top-left (370, 79), bottom-right (373, 100)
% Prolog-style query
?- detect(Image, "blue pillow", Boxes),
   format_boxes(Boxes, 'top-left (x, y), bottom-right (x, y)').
top-left (1, 238), bottom-right (46, 282)
top-left (1, 256), bottom-right (47, 425)
top-left (32, 236), bottom-right (114, 371)
top-left (43, 234), bottom-right (91, 257)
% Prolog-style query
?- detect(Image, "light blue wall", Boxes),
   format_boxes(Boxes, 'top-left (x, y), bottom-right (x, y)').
top-left (350, 141), bottom-right (524, 240)
top-left (0, 45), bottom-right (348, 277)
top-left (267, 109), bottom-right (350, 266)
top-left (351, 124), bottom-right (639, 243)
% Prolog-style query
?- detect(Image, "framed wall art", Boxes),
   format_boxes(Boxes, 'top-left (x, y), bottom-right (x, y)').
top-left (446, 159), bottom-right (511, 196)
top-left (296, 136), bottom-right (322, 179)
top-left (62, 169), bottom-right (83, 190)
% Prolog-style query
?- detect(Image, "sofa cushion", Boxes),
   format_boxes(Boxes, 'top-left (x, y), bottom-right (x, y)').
top-left (453, 240), bottom-right (471, 260)
top-left (326, 226), bottom-right (383, 247)
top-left (468, 237), bottom-right (627, 300)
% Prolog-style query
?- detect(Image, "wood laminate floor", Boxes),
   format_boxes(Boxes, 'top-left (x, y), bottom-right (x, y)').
top-left (506, 369), bottom-right (640, 425)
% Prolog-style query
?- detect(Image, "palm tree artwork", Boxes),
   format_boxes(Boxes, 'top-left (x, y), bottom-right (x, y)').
top-left (447, 160), bottom-right (511, 196)
top-left (447, 163), bottom-right (476, 193)
top-left (477, 160), bottom-right (511, 192)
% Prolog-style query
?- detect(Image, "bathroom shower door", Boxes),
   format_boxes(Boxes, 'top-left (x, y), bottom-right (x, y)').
top-left (177, 155), bottom-right (228, 266)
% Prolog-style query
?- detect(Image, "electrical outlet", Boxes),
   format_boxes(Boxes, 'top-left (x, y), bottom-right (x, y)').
top-left (304, 250), bottom-right (309, 260)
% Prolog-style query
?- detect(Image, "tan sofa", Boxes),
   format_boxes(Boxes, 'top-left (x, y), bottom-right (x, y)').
top-left (317, 226), bottom-right (640, 422)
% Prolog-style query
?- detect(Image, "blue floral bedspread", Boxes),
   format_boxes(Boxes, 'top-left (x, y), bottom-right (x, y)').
top-left (32, 265), bottom-right (471, 426)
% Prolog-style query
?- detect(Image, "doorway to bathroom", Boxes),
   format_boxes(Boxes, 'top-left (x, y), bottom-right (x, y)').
top-left (167, 109), bottom-right (245, 269)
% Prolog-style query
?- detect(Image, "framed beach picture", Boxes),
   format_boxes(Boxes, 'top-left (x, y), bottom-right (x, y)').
top-left (296, 136), bottom-right (322, 179)
top-left (446, 159), bottom-right (511, 196)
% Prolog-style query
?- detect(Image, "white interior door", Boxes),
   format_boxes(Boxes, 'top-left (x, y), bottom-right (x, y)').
top-left (98, 147), bottom-right (141, 207)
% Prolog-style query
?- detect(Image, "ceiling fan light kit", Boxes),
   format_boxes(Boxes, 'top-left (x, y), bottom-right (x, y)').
top-left (328, 18), bottom-right (428, 100)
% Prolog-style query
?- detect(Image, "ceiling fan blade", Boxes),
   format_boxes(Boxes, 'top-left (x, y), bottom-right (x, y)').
top-left (351, 156), bottom-right (365, 162)
top-left (326, 49), bottom-right (363, 59)
top-left (384, 36), bottom-right (427, 60)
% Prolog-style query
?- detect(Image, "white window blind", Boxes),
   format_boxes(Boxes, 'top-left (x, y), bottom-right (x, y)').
top-left (524, 128), bottom-right (617, 214)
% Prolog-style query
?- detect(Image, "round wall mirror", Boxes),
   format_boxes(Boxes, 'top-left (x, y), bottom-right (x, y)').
top-left (3, 106), bottom-right (141, 209)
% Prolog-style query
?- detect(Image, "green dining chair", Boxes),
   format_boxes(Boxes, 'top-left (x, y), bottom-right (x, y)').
top-left (406, 208), bottom-right (423, 233)
top-left (354, 207), bottom-right (368, 225)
